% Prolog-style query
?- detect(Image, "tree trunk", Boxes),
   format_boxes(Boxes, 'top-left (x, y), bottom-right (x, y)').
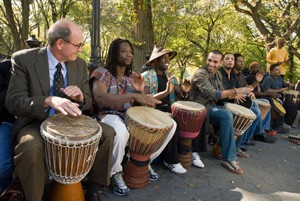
top-left (132, 0), bottom-right (154, 73)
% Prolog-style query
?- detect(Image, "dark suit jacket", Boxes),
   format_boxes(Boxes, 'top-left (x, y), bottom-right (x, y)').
top-left (5, 47), bottom-right (92, 141)
top-left (0, 59), bottom-right (15, 124)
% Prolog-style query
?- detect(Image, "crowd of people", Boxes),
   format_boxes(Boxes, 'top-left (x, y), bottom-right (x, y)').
top-left (0, 18), bottom-right (298, 201)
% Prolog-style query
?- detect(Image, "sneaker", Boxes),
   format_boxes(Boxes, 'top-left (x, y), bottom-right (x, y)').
top-left (274, 123), bottom-right (291, 134)
top-left (192, 152), bottom-right (204, 168)
top-left (110, 172), bottom-right (130, 196)
top-left (220, 161), bottom-right (244, 175)
top-left (148, 164), bottom-right (159, 182)
top-left (281, 123), bottom-right (291, 130)
top-left (237, 150), bottom-right (250, 158)
top-left (164, 162), bottom-right (187, 174)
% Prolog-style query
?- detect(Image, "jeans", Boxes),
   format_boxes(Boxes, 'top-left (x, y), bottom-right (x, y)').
top-left (0, 122), bottom-right (13, 193)
top-left (255, 99), bottom-right (271, 132)
top-left (209, 106), bottom-right (237, 161)
top-left (237, 101), bottom-right (260, 148)
top-left (237, 99), bottom-right (271, 147)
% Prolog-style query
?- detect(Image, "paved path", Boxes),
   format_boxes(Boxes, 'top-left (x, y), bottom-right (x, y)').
top-left (100, 129), bottom-right (300, 201)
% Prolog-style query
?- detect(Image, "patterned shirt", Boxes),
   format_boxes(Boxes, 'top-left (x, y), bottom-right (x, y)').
top-left (91, 67), bottom-right (136, 119)
top-left (142, 69), bottom-right (177, 105)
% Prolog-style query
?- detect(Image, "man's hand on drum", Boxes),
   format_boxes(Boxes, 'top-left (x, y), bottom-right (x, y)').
top-left (44, 96), bottom-right (82, 116)
top-left (267, 91), bottom-right (281, 98)
top-left (280, 87), bottom-right (289, 92)
top-left (60, 85), bottom-right (84, 103)
top-left (234, 94), bottom-right (246, 104)
top-left (129, 72), bottom-right (145, 93)
top-left (134, 94), bottom-right (161, 107)
top-left (247, 92), bottom-right (256, 99)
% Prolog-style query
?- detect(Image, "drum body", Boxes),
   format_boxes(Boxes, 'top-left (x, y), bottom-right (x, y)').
top-left (40, 114), bottom-right (102, 184)
top-left (283, 90), bottom-right (300, 126)
top-left (124, 106), bottom-right (173, 189)
top-left (254, 99), bottom-right (271, 120)
top-left (271, 98), bottom-right (286, 120)
top-left (125, 106), bottom-right (173, 155)
top-left (171, 101), bottom-right (207, 169)
top-left (171, 101), bottom-right (207, 139)
top-left (224, 103), bottom-right (256, 136)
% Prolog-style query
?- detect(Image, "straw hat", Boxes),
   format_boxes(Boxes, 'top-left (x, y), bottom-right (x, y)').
top-left (145, 44), bottom-right (177, 66)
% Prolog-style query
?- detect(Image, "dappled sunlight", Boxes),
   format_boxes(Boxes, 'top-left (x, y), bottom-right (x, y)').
top-left (232, 187), bottom-right (300, 201)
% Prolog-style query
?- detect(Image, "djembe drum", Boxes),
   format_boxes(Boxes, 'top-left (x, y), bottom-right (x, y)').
top-left (271, 98), bottom-right (286, 120)
top-left (225, 103), bottom-right (256, 136)
top-left (254, 99), bottom-right (271, 120)
top-left (171, 101), bottom-right (207, 169)
top-left (213, 103), bottom-right (256, 159)
top-left (282, 90), bottom-right (300, 126)
top-left (123, 106), bottom-right (174, 189)
top-left (41, 114), bottom-right (102, 201)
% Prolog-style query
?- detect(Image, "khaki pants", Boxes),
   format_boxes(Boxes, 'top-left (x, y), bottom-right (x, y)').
top-left (14, 122), bottom-right (115, 201)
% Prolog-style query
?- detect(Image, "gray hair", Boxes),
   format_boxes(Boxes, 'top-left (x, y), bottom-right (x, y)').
top-left (47, 19), bottom-right (73, 46)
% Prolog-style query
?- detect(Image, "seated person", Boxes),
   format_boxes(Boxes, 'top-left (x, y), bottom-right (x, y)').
top-left (189, 50), bottom-right (253, 175)
top-left (142, 44), bottom-right (204, 174)
top-left (4, 19), bottom-right (115, 201)
top-left (232, 54), bottom-right (275, 144)
top-left (90, 38), bottom-right (177, 196)
top-left (0, 59), bottom-right (14, 194)
top-left (261, 63), bottom-right (291, 133)
top-left (218, 53), bottom-right (252, 157)
top-left (246, 61), bottom-right (277, 135)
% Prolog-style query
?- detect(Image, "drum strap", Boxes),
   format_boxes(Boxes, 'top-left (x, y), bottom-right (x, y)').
top-left (130, 158), bottom-right (150, 167)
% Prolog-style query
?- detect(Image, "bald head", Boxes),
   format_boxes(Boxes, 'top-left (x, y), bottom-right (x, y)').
top-left (47, 19), bottom-right (81, 46)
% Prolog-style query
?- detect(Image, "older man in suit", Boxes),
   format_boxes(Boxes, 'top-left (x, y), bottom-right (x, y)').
top-left (5, 19), bottom-right (114, 201)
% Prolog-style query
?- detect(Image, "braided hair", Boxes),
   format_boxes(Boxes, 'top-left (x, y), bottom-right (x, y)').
top-left (105, 38), bottom-right (133, 77)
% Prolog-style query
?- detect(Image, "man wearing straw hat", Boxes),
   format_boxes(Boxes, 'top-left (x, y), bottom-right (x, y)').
top-left (142, 44), bottom-right (205, 176)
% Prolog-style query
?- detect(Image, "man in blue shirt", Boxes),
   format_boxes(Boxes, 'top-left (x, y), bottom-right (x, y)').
top-left (261, 63), bottom-right (291, 133)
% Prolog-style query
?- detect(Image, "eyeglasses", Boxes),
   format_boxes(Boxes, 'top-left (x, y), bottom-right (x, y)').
top-left (62, 39), bottom-right (83, 49)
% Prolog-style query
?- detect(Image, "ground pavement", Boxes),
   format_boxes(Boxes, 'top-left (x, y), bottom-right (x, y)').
top-left (99, 128), bottom-right (300, 201)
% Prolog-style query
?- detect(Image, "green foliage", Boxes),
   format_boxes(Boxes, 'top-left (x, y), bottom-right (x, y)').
top-left (0, 0), bottom-right (299, 83)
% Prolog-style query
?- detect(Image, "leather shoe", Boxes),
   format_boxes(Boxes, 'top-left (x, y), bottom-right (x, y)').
top-left (221, 161), bottom-right (244, 175)
top-left (244, 141), bottom-right (255, 146)
top-left (0, 181), bottom-right (25, 201)
top-left (240, 147), bottom-right (247, 152)
top-left (237, 150), bottom-right (250, 158)
top-left (253, 134), bottom-right (276, 143)
top-left (85, 192), bottom-right (102, 201)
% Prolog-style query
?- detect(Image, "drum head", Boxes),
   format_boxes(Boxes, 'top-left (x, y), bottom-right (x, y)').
top-left (254, 99), bottom-right (271, 108)
top-left (42, 114), bottom-right (100, 140)
top-left (172, 101), bottom-right (205, 112)
top-left (224, 103), bottom-right (256, 120)
top-left (126, 106), bottom-right (173, 129)
top-left (282, 90), bottom-right (300, 96)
